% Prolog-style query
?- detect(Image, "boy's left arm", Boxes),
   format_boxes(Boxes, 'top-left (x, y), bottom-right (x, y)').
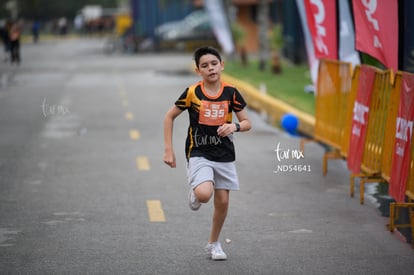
top-left (235, 109), bottom-right (251, 133)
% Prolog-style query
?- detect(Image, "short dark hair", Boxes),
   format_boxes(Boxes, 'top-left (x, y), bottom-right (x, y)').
top-left (193, 46), bottom-right (222, 68)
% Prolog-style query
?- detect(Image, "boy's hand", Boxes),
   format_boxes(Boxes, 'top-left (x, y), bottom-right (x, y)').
top-left (217, 123), bottom-right (236, 137)
top-left (163, 150), bottom-right (176, 168)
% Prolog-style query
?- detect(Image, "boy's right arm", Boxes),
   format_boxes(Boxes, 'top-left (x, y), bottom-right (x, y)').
top-left (163, 106), bottom-right (183, 168)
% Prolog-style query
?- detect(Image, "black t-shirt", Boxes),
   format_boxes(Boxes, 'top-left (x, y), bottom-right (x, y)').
top-left (175, 80), bottom-right (247, 162)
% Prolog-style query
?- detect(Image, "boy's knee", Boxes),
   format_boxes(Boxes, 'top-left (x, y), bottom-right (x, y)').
top-left (216, 198), bottom-right (229, 209)
top-left (197, 192), bottom-right (212, 203)
top-left (194, 181), bottom-right (214, 203)
top-left (214, 190), bottom-right (229, 208)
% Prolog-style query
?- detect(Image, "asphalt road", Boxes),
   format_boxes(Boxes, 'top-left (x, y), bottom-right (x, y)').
top-left (0, 38), bottom-right (413, 275)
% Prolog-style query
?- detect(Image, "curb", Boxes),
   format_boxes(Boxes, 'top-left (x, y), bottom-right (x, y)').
top-left (222, 73), bottom-right (315, 137)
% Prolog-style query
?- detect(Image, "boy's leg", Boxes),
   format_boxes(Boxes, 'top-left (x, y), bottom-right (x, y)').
top-left (208, 189), bottom-right (229, 243)
top-left (194, 181), bottom-right (214, 203)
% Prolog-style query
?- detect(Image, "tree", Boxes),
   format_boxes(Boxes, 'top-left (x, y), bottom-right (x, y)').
top-left (270, 23), bottom-right (283, 74)
top-left (231, 22), bottom-right (247, 66)
top-left (257, 0), bottom-right (270, 71)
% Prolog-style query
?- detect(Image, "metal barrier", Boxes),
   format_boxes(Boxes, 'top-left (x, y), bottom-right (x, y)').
top-left (225, 61), bottom-right (414, 245)
top-left (381, 72), bottom-right (401, 183)
top-left (408, 144), bottom-right (414, 199)
top-left (388, 148), bottom-right (414, 248)
top-left (340, 66), bottom-right (360, 159)
top-left (301, 59), bottom-right (353, 175)
top-left (388, 72), bottom-right (414, 246)
top-left (349, 68), bottom-right (391, 204)
top-left (361, 69), bottom-right (391, 174)
top-left (314, 59), bottom-right (352, 148)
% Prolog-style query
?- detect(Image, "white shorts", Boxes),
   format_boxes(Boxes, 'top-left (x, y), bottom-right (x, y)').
top-left (186, 157), bottom-right (240, 191)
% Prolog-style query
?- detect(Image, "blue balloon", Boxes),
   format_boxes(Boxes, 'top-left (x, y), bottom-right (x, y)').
top-left (281, 113), bottom-right (299, 135)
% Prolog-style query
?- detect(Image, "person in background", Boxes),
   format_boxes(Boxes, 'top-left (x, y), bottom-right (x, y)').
top-left (58, 17), bottom-right (67, 35)
top-left (9, 20), bottom-right (21, 65)
top-left (0, 20), bottom-right (11, 62)
top-left (74, 13), bottom-right (84, 35)
top-left (32, 20), bottom-right (40, 43)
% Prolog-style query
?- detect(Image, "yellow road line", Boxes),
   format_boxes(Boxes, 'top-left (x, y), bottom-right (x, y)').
top-left (125, 112), bottom-right (134, 121)
top-left (129, 129), bottom-right (140, 140)
top-left (122, 99), bottom-right (129, 107)
top-left (146, 200), bottom-right (166, 222)
top-left (136, 156), bottom-right (150, 170)
top-left (119, 89), bottom-right (127, 97)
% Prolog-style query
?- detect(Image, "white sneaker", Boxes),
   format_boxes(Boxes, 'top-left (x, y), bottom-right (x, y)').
top-left (188, 188), bottom-right (201, 211)
top-left (205, 242), bottom-right (227, 260)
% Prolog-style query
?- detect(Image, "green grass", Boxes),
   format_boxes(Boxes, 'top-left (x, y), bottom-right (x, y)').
top-left (224, 58), bottom-right (316, 115)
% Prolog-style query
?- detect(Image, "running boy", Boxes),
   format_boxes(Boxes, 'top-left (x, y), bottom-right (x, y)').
top-left (163, 46), bottom-right (251, 260)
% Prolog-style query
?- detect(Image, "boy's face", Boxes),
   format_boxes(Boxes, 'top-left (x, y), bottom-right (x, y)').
top-left (195, 54), bottom-right (224, 83)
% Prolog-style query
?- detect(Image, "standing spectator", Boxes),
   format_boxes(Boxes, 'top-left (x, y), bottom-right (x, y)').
top-left (32, 20), bottom-right (40, 43)
top-left (0, 20), bottom-right (11, 62)
top-left (58, 17), bottom-right (68, 35)
top-left (9, 20), bottom-right (21, 65)
top-left (74, 14), bottom-right (84, 35)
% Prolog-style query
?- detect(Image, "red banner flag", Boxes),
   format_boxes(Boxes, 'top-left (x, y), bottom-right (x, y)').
top-left (389, 73), bottom-right (414, 202)
top-left (304, 0), bottom-right (337, 59)
top-left (347, 65), bottom-right (376, 173)
top-left (352, 0), bottom-right (398, 71)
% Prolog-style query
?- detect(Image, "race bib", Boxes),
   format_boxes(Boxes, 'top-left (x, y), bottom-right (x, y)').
top-left (199, 100), bottom-right (229, 126)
